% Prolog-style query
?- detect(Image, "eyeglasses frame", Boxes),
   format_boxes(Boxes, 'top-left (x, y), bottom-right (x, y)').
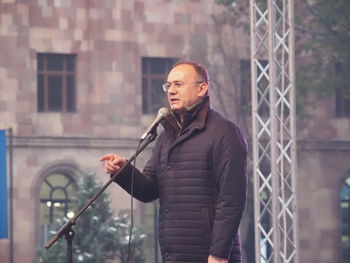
top-left (162, 81), bottom-right (205, 92)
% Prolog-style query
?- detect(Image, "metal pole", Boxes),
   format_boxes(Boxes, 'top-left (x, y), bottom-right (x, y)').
top-left (288, 0), bottom-right (300, 261)
top-left (8, 128), bottom-right (14, 263)
top-left (267, 1), bottom-right (280, 262)
top-left (249, 1), bottom-right (261, 262)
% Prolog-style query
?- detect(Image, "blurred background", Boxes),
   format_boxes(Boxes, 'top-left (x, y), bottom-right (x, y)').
top-left (0, 0), bottom-right (349, 262)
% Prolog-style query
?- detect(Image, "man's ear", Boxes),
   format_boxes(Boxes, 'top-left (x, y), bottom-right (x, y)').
top-left (198, 83), bottom-right (209, 97)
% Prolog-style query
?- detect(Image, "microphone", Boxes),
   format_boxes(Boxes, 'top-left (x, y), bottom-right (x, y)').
top-left (140, 107), bottom-right (170, 141)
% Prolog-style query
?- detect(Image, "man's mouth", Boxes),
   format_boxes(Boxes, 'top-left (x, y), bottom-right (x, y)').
top-left (169, 98), bottom-right (179, 103)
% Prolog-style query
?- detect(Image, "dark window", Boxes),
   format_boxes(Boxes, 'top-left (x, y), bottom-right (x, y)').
top-left (240, 59), bottom-right (269, 116)
top-left (240, 60), bottom-right (252, 115)
top-left (341, 176), bottom-right (350, 263)
top-left (336, 89), bottom-right (350, 117)
top-left (142, 57), bottom-right (176, 114)
top-left (37, 53), bottom-right (76, 112)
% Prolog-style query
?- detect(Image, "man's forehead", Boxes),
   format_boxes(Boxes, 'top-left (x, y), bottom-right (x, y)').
top-left (167, 64), bottom-right (197, 81)
top-left (167, 70), bottom-right (186, 81)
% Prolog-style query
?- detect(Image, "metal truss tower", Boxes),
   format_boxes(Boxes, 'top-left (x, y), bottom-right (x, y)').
top-left (249, 0), bottom-right (299, 262)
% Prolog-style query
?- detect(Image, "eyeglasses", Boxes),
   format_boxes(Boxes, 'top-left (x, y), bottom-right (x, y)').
top-left (162, 81), bottom-right (205, 92)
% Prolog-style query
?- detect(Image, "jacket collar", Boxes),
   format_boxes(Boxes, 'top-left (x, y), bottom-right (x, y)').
top-left (163, 96), bottom-right (210, 136)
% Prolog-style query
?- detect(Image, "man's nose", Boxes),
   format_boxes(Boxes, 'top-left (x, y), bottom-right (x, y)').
top-left (167, 85), bottom-right (178, 94)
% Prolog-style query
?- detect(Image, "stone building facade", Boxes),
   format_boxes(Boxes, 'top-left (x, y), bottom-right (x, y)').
top-left (0, 0), bottom-right (349, 263)
top-left (0, 1), bottom-right (224, 262)
top-left (297, 96), bottom-right (350, 263)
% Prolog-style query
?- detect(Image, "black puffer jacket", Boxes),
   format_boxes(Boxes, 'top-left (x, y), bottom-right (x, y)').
top-left (115, 98), bottom-right (247, 263)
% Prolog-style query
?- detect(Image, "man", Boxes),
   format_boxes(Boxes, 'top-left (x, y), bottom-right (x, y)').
top-left (100, 61), bottom-right (247, 263)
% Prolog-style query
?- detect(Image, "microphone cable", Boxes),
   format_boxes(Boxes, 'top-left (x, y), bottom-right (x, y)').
top-left (126, 140), bottom-right (142, 263)
top-left (125, 108), bottom-right (168, 262)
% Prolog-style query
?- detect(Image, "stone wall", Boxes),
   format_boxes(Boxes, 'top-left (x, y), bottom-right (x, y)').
top-left (0, 1), bottom-right (216, 262)
top-left (298, 141), bottom-right (350, 263)
top-left (0, 0), bottom-right (214, 138)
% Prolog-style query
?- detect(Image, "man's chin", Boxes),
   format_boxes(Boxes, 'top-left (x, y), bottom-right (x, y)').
top-left (170, 105), bottom-right (184, 113)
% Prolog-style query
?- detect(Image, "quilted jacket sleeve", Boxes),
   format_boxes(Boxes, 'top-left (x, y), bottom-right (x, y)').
top-left (209, 123), bottom-right (248, 259)
top-left (113, 133), bottom-right (164, 203)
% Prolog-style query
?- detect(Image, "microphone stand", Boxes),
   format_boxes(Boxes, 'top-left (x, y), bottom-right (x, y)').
top-left (45, 131), bottom-right (158, 263)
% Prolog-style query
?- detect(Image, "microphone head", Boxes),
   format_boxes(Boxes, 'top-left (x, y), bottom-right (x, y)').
top-left (158, 107), bottom-right (170, 118)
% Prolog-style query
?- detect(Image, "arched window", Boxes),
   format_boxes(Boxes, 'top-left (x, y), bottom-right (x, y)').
top-left (39, 173), bottom-right (77, 246)
top-left (341, 176), bottom-right (350, 263)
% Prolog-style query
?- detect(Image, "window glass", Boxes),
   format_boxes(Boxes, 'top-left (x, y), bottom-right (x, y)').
top-left (142, 57), bottom-right (176, 114)
top-left (150, 59), bottom-right (167, 75)
top-left (39, 173), bottom-right (77, 246)
top-left (336, 89), bottom-right (350, 118)
top-left (48, 75), bottom-right (63, 111)
top-left (341, 176), bottom-right (350, 263)
top-left (37, 75), bottom-right (44, 112)
top-left (142, 77), bottom-right (148, 114)
top-left (38, 54), bottom-right (45, 71)
top-left (46, 54), bottom-right (64, 71)
top-left (66, 55), bottom-right (76, 72)
top-left (37, 53), bottom-right (76, 112)
top-left (67, 75), bottom-right (76, 112)
top-left (151, 78), bottom-right (166, 113)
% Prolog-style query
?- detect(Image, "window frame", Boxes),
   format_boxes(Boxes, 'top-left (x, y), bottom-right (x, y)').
top-left (38, 173), bottom-right (77, 246)
top-left (37, 53), bottom-right (77, 113)
top-left (141, 57), bottom-right (176, 114)
top-left (340, 176), bottom-right (350, 263)
top-left (336, 88), bottom-right (350, 118)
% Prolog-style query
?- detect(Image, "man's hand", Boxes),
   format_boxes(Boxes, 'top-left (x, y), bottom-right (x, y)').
top-left (208, 255), bottom-right (228, 263)
top-left (99, 153), bottom-right (126, 174)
